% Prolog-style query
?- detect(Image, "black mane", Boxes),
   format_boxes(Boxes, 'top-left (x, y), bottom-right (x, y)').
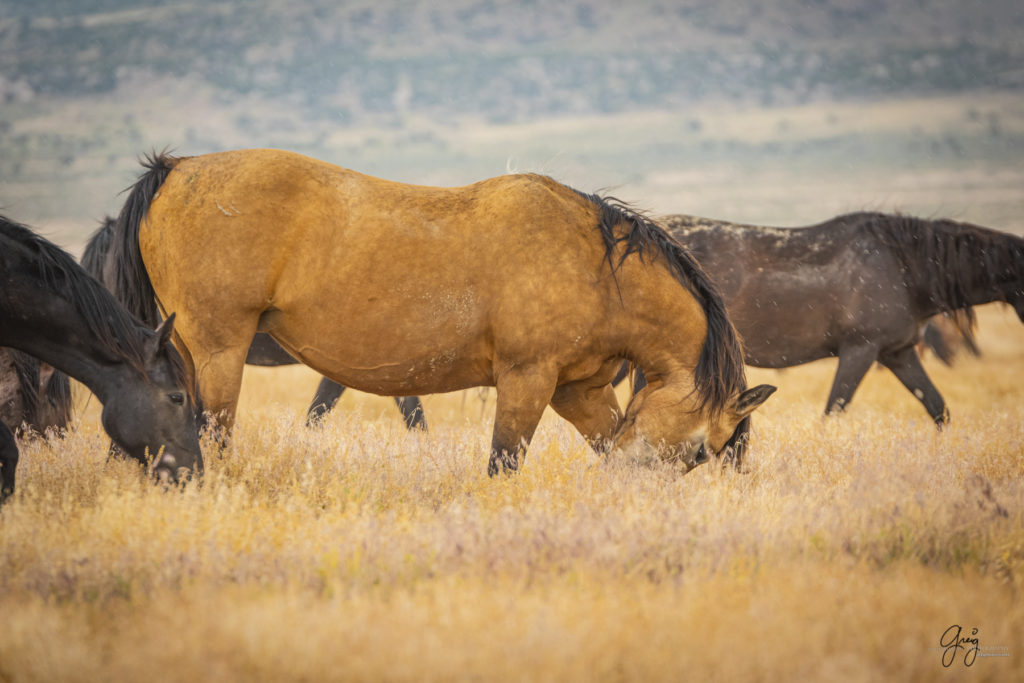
top-left (564, 182), bottom-right (747, 417)
top-left (0, 215), bottom-right (184, 384)
top-left (109, 152), bottom-right (177, 328)
top-left (81, 215), bottom-right (116, 287)
top-left (859, 212), bottom-right (1024, 323)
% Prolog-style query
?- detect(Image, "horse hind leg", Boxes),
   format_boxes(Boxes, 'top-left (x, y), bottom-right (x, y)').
top-left (879, 346), bottom-right (949, 427)
top-left (489, 365), bottom-right (559, 476)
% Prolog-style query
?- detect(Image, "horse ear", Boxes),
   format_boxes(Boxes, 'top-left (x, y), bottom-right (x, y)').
top-left (148, 313), bottom-right (176, 355)
top-left (733, 384), bottom-right (776, 419)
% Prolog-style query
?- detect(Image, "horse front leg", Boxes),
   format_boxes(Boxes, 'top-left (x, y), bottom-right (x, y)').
top-left (879, 346), bottom-right (950, 427)
top-left (394, 396), bottom-right (427, 431)
top-left (0, 421), bottom-right (18, 503)
top-left (825, 343), bottom-right (879, 416)
top-left (488, 365), bottom-right (558, 476)
top-left (549, 360), bottom-right (624, 452)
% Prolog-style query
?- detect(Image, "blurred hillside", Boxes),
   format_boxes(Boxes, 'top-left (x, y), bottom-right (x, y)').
top-left (1, 0), bottom-right (1022, 240)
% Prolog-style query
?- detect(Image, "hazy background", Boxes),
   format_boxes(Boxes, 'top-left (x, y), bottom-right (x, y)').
top-left (1, 0), bottom-right (1022, 251)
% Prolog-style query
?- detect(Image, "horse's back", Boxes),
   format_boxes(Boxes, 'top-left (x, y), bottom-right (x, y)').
top-left (138, 150), bottom-right (628, 392)
top-left (666, 213), bottom-right (911, 366)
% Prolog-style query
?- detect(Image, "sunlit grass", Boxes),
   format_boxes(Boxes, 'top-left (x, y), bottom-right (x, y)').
top-left (1, 305), bottom-right (1021, 681)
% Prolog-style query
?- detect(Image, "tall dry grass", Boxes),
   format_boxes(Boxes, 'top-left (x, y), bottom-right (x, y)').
top-left (1, 305), bottom-right (1021, 681)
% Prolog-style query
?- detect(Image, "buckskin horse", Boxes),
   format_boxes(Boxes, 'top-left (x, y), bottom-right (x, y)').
top-left (83, 217), bottom-right (426, 429)
top-left (105, 149), bottom-right (774, 474)
top-left (0, 214), bottom-right (202, 502)
top-left (662, 212), bottom-right (1024, 425)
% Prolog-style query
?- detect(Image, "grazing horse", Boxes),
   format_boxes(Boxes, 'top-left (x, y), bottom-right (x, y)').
top-left (84, 217), bottom-right (426, 430)
top-left (0, 215), bottom-right (202, 502)
top-left (106, 149), bottom-right (774, 474)
top-left (0, 347), bottom-right (71, 435)
top-left (662, 212), bottom-right (1024, 425)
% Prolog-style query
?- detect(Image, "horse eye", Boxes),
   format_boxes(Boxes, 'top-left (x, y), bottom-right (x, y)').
top-left (169, 392), bottom-right (185, 405)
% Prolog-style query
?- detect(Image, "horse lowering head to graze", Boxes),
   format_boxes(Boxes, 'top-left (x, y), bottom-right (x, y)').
top-left (0, 214), bottom-right (202, 502)
top-left (663, 211), bottom-right (1024, 426)
top-left (105, 149), bottom-right (774, 475)
top-left (84, 216), bottom-right (427, 431)
top-left (0, 347), bottom-right (71, 436)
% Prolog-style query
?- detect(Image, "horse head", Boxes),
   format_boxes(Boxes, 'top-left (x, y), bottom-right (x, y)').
top-left (100, 314), bottom-right (203, 481)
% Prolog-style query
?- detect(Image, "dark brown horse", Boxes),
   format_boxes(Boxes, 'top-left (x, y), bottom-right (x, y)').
top-left (0, 214), bottom-right (202, 502)
top-left (662, 212), bottom-right (1024, 424)
top-left (84, 217), bottom-right (426, 429)
top-left (105, 149), bottom-right (774, 474)
top-left (0, 348), bottom-right (71, 435)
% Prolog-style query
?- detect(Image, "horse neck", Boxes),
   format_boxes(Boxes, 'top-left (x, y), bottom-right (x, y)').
top-left (617, 266), bottom-right (708, 386)
top-left (1, 291), bottom-right (139, 405)
top-left (902, 225), bottom-right (1024, 314)
top-left (963, 232), bottom-right (1024, 307)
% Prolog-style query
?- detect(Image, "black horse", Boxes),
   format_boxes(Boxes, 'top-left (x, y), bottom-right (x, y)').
top-left (658, 212), bottom-right (1024, 424)
top-left (0, 347), bottom-right (71, 435)
top-left (83, 218), bottom-right (427, 430)
top-left (0, 215), bottom-right (202, 502)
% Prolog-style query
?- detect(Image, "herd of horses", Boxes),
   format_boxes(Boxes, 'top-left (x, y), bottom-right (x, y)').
top-left (2, 147), bottom-right (1022, 502)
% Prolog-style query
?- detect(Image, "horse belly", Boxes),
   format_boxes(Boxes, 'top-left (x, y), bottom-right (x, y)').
top-left (266, 288), bottom-right (494, 395)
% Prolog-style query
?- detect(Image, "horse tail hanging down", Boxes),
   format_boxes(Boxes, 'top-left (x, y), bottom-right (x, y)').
top-left (108, 152), bottom-right (180, 327)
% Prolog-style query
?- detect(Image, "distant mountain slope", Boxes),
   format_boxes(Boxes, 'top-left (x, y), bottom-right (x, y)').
top-left (1, 0), bottom-right (1021, 122)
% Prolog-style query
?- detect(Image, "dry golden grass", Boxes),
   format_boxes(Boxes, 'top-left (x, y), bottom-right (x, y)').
top-left (1, 304), bottom-right (1022, 681)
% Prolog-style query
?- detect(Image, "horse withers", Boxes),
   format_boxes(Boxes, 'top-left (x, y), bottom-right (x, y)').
top-left (0, 215), bottom-right (202, 502)
top-left (106, 149), bottom-right (774, 474)
top-left (664, 212), bottom-right (1024, 425)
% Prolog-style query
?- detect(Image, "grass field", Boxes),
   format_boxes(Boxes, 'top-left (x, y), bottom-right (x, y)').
top-left (1, 304), bottom-right (1021, 681)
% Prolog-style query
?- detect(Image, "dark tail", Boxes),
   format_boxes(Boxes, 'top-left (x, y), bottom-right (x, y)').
top-left (108, 152), bottom-right (179, 327)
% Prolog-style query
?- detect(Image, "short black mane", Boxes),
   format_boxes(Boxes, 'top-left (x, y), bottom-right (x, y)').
top-left (859, 212), bottom-right (1024, 323)
top-left (0, 215), bottom-right (184, 384)
top-left (564, 182), bottom-right (747, 417)
top-left (81, 215), bottom-right (116, 288)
